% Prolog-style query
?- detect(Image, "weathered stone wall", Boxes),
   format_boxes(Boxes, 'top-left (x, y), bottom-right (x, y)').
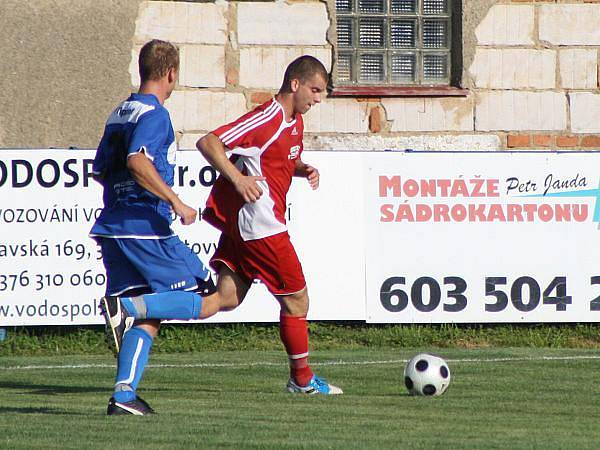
top-left (0, 0), bottom-right (140, 149)
top-left (2, 0), bottom-right (600, 151)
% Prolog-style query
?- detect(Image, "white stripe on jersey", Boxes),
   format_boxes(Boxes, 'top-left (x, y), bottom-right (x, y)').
top-left (106, 100), bottom-right (155, 126)
top-left (221, 101), bottom-right (280, 146)
top-left (220, 101), bottom-right (277, 143)
top-left (224, 105), bottom-right (280, 147)
top-left (236, 119), bottom-right (291, 241)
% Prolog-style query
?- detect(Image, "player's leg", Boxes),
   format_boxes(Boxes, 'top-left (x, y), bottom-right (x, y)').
top-left (105, 236), bottom-right (213, 323)
top-left (97, 238), bottom-right (149, 353)
top-left (109, 314), bottom-right (159, 415)
top-left (97, 236), bottom-right (200, 415)
top-left (96, 238), bottom-right (157, 414)
top-left (276, 288), bottom-right (312, 385)
top-left (245, 233), bottom-right (343, 394)
top-left (198, 232), bottom-right (252, 317)
top-left (199, 265), bottom-right (250, 318)
top-left (107, 233), bottom-right (251, 323)
top-left (130, 234), bottom-right (251, 318)
top-left (109, 238), bottom-right (251, 414)
top-left (277, 289), bottom-right (342, 395)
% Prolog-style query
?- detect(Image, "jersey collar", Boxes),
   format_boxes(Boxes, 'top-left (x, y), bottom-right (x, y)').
top-left (273, 98), bottom-right (297, 127)
top-left (129, 93), bottom-right (161, 106)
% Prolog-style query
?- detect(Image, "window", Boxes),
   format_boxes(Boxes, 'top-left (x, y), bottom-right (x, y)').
top-left (332, 0), bottom-right (464, 96)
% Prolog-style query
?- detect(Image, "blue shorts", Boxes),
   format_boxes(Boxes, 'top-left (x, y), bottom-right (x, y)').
top-left (99, 236), bottom-right (212, 296)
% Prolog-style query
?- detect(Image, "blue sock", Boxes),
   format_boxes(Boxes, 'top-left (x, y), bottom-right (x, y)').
top-left (121, 291), bottom-right (202, 320)
top-left (113, 327), bottom-right (153, 403)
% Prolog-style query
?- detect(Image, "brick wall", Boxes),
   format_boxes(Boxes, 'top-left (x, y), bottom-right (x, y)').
top-left (2, 1), bottom-right (599, 150)
top-left (473, 2), bottom-right (600, 150)
top-left (130, 1), bottom-right (600, 151)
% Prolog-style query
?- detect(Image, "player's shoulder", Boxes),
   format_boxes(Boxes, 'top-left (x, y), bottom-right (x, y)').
top-left (242, 98), bottom-right (282, 124)
top-left (217, 98), bottom-right (283, 144)
top-left (107, 93), bottom-right (162, 126)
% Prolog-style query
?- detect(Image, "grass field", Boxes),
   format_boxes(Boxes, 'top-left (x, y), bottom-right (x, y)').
top-left (2, 347), bottom-right (600, 449)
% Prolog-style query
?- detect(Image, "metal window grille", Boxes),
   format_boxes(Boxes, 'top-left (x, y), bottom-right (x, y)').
top-left (335, 0), bottom-right (451, 86)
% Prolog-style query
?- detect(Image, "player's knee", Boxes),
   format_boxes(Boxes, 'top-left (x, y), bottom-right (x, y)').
top-left (279, 289), bottom-right (309, 316)
top-left (199, 292), bottom-right (240, 317)
top-left (282, 302), bottom-right (309, 316)
top-left (134, 319), bottom-right (161, 338)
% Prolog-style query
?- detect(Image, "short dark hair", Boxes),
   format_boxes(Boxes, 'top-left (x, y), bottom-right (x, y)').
top-left (280, 55), bottom-right (328, 91)
top-left (138, 39), bottom-right (179, 83)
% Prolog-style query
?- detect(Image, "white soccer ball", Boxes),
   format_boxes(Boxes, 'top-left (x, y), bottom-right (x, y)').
top-left (404, 353), bottom-right (451, 396)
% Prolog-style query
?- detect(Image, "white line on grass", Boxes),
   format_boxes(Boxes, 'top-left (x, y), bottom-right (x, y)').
top-left (1, 354), bottom-right (600, 371)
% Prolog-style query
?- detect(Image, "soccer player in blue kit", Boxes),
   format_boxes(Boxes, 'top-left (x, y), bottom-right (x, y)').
top-left (90, 39), bottom-right (223, 415)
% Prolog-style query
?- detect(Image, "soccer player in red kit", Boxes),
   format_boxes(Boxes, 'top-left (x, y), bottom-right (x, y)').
top-left (197, 55), bottom-right (342, 394)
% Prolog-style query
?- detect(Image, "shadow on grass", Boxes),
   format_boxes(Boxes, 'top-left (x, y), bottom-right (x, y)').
top-left (0, 406), bottom-right (82, 415)
top-left (0, 381), bottom-right (105, 395)
top-left (0, 380), bottom-right (172, 396)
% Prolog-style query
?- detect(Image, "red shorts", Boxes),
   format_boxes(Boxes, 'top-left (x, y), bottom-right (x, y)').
top-left (210, 231), bottom-right (306, 295)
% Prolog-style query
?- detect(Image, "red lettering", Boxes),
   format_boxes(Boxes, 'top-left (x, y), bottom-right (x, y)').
top-left (379, 176), bottom-right (401, 197)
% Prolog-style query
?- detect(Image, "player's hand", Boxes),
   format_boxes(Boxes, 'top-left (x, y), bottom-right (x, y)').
top-left (305, 165), bottom-right (319, 190)
top-left (172, 199), bottom-right (197, 225)
top-left (234, 175), bottom-right (266, 203)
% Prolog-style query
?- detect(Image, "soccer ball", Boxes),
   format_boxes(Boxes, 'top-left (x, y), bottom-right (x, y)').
top-left (404, 353), bottom-right (451, 396)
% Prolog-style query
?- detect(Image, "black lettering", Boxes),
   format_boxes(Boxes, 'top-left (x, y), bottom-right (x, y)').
top-left (511, 276), bottom-right (540, 312)
top-left (590, 276), bottom-right (600, 311)
top-left (443, 277), bottom-right (467, 312)
top-left (411, 277), bottom-right (441, 312)
top-left (0, 304), bottom-right (10, 316)
top-left (25, 209), bottom-right (38, 223)
top-left (37, 208), bottom-right (48, 222)
top-left (83, 208), bottom-right (101, 221)
top-left (39, 299), bottom-right (48, 316)
top-left (12, 160), bottom-right (33, 188)
top-left (178, 165), bottom-right (189, 187)
top-left (380, 277), bottom-right (408, 312)
top-left (199, 166), bottom-right (217, 187)
top-left (37, 159), bottom-right (60, 188)
top-left (0, 160), bottom-right (7, 187)
top-left (63, 159), bottom-right (79, 187)
top-left (542, 276), bottom-right (572, 311)
top-left (82, 159), bottom-right (94, 187)
top-left (202, 242), bottom-right (216, 254)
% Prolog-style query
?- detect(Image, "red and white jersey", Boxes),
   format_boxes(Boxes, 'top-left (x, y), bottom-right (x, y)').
top-left (203, 98), bottom-right (304, 241)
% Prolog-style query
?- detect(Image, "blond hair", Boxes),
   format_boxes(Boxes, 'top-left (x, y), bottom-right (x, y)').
top-left (138, 39), bottom-right (179, 83)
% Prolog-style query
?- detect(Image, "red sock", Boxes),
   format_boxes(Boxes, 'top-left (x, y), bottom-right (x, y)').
top-left (279, 313), bottom-right (313, 386)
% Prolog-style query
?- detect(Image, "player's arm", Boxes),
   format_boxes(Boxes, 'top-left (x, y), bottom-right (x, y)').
top-left (127, 152), bottom-right (197, 225)
top-left (196, 133), bottom-right (265, 203)
top-left (294, 159), bottom-right (319, 190)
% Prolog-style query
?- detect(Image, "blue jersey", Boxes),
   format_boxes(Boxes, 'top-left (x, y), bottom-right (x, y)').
top-left (90, 93), bottom-right (177, 238)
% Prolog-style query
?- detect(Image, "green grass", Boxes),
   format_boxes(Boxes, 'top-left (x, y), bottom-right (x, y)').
top-left (2, 323), bottom-right (600, 356)
top-left (1, 348), bottom-right (600, 449)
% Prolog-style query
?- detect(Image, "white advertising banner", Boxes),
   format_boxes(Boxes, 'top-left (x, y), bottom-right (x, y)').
top-left (0, 149), bottom-right (365, 325)
top-left (2, 149), bottom-right (599, 325)
top-left (365, 151), bottom-right (600, 323)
